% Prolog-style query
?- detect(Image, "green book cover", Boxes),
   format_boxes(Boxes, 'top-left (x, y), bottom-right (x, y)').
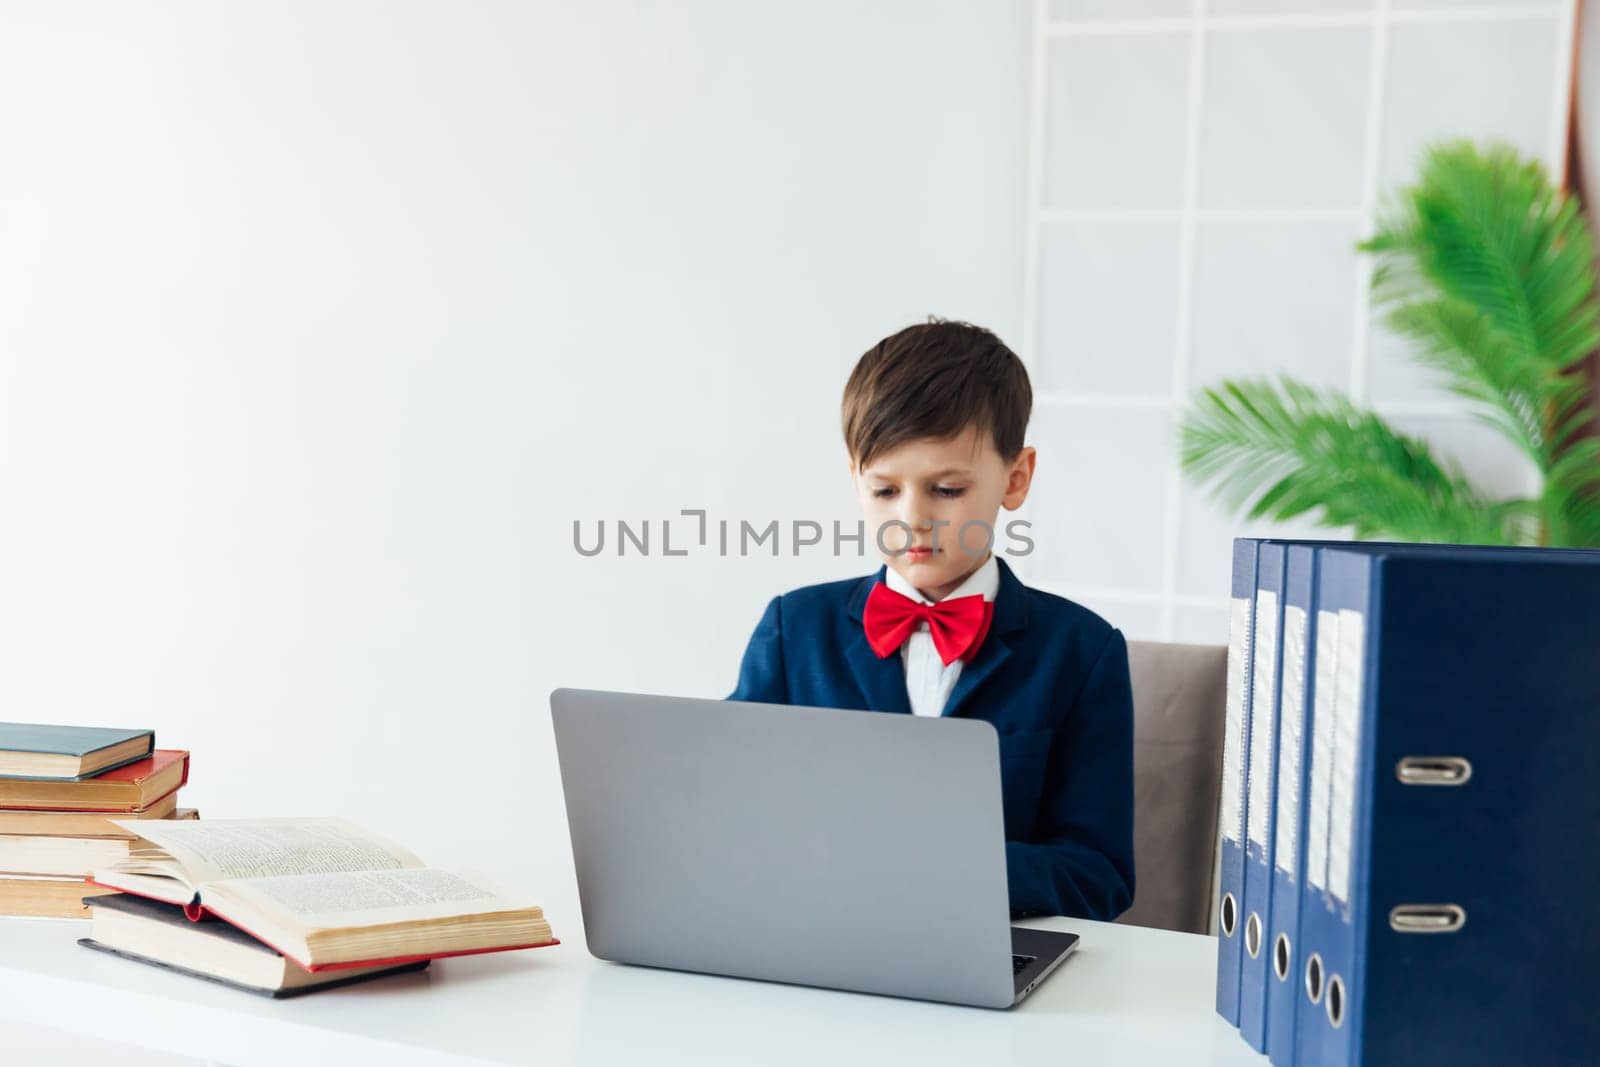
top-left (0, 724), bottom-right (154, 781)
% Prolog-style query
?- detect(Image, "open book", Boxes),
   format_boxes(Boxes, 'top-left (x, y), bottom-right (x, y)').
top-left (89, 817), bottom-right (556, 972)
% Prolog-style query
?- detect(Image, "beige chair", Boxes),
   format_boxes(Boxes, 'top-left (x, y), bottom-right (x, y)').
top-left (1115, 640), bottom-right (1227, 936)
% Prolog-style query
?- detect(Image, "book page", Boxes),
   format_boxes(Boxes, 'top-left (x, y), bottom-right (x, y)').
top-left (216, 867), bottom-right (541, 930)
top-left (1305, 609), bottom-right (1341, 892)
top-left (111, 817), bottom-right (426, 885)
top-left (1327, 609), bottom-right (1366, 905)
top-left (1219, 595), bottom-right (1254, 845)
top-left (1273, 604), bottom-right (1309, 877)
top-left (1246, 589), bottom-right (1280, 851)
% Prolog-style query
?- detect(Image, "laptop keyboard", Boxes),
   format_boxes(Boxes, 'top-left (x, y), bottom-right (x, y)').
top-left (1012, 953), bottom-right (1036, 975)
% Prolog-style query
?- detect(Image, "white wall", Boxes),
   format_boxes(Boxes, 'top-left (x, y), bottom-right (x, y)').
top-left (4, 0), bottom-right (1574, 972)
top-left (0, 0), bottom-right (1031, 929)
top-left (1025, 0), bottom-right (1575, 645)
top-left (1576, 0), bottom-right (1600, 246)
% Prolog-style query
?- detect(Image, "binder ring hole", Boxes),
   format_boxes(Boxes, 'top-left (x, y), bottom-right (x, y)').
top-left (1395, 756), bottom-right (1472, 786)
top-left (1273, 933), bottom-right (1290, 981)
top-left (1245, 912), bottom-right (1262, 959)
top-left (1305, 952), bottom-right (1324, 1004)
top-left (1220, 892), bottom-right (1237, 938)
top-left (1326, 975), bottom-right (1345, 1028)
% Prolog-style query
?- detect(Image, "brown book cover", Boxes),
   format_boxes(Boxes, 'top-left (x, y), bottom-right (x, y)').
top-left (0, 795), bottom-right (188, 836)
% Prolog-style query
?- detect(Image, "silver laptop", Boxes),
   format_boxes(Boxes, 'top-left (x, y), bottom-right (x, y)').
top-left (549, 688), bottom-right (1078, 1009)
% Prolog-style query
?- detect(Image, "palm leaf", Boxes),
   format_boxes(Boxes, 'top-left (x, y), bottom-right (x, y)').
top-left (1177, 141), bottom-right (1600, 548)
top-left (1364, 140), bottom-right (1600, 540)
top-left (1179, 377), bottom-right (1532, 545)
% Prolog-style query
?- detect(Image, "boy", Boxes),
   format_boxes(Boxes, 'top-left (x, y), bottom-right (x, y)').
top-left (728, 318), bottom-right (1134, 922)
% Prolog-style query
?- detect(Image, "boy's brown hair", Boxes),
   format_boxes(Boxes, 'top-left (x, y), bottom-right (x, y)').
top-left (841, 317), bottom-right (1032, 469)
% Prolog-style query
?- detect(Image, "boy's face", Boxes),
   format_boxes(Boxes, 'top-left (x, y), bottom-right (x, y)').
top-left (848, 424), bottom-right (1036, 601)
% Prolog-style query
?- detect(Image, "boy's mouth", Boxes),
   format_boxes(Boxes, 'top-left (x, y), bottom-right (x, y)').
top-left (905, 546), bottom-right (936, 560)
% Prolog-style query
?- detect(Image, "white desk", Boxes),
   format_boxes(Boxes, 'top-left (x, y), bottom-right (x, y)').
top-left (0, 911), bottom-right (1266, 1067)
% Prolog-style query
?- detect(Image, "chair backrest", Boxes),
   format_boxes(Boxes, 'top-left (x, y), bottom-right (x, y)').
top-left (1115, 640), bottom-right (1227, 935)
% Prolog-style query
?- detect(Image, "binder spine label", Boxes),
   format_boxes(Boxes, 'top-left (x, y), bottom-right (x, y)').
top-left (1328, 609), bottom-right (1366, 904)
top-left (1306, 609), bottom-right (1341, 891)
top-left (1221, 595), bottom-right (1254, 845)
top-left (1247, 590), bottom-right (1280, 849)
top-left (1273, 604), bottom-right (1309, 875)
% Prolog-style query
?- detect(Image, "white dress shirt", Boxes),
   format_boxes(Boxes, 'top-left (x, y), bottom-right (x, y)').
top-left (881, 552), bottom-right (1000, 718)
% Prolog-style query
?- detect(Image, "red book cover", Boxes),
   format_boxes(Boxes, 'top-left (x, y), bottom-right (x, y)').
top-left (0, 750), bottom-right (190, 811)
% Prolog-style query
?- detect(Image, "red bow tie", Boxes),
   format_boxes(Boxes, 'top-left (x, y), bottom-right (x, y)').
top-left (863, 581), bottom-right (994, 666)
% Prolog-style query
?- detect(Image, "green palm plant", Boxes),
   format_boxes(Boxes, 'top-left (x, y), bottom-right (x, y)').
top-left (1179, 140), bottom-right (1600, 547)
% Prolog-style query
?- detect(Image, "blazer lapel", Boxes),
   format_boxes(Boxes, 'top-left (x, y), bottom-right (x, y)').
top-left (843, 565), bottom-right (912, 715)
top-left (942, 556), bottom-right (1030, 720)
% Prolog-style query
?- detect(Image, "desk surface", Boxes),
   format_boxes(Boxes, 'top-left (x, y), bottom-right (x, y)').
top-left (0, 910), bottom-right (1266, 1067)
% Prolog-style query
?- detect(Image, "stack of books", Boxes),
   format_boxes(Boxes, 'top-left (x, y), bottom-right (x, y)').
top-left (82, 817), bottom-right (559, 996)
top-left (0, 723), bottom-right (195, 919)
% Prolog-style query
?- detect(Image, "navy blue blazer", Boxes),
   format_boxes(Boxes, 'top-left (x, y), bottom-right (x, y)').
top-left (727, 556), bottom-right (1135, 921)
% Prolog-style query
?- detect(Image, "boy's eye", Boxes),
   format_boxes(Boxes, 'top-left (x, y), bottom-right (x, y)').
top-left (869, 485), bottom-right (964, 499)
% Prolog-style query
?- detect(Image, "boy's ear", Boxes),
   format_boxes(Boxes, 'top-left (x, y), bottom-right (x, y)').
top-left (1001, 446), bottom-right (1037, 511)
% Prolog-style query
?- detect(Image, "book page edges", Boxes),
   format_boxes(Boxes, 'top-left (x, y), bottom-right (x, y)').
top-left (84, 880), bottom-right (558, 974)
top-left (106, 817), bottom-right (427, 885)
